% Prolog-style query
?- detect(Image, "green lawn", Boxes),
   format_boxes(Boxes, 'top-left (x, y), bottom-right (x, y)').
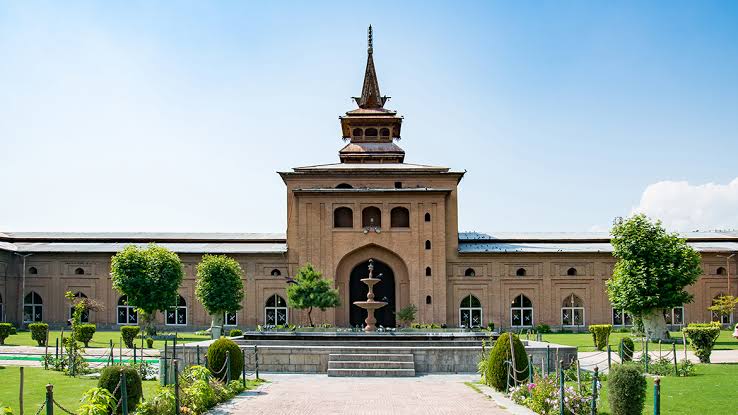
top-left (598, 363), bottom-right (738, 414)
top-left (0, 366), bottom-right (159, 414)
top-left (537, 330), bottom-right (738, 351)
top-left (2, 330), bottom-right (210, 348)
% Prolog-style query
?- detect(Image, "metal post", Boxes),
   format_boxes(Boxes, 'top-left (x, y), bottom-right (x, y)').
top-left (163, 340), bottom-right (169, 385)
top-left (645, 341), bottom-right (649, 373)
top-left (119, 339), bottom-right (122, 364)
top-left (133, 344), bottom-right (137, 364)
top-left (528, 354), bottom-right (533, 381)
top-left (55, 338), bottom-right (59, 359)
top-left (559, 361), bottom-right (565, 415)
top-left (509, 335), bottom-right (517, 386)
top-left (682, 331), bottom-right (688, 361)
top-left (19, 367), bottom-right (24, 415)
top-left (591, 367), bottom-right (599, 415)
top-left (672, 342), bottom-right (678, 376)
top-left (226, 351), bottom-right (231, 383)
top-left (654, 377), bottom-right (661, 415)
top-left (174, 359), bottom-right (180, 415)
top-left (196, 345), bottom-right (201, 366)
top-left (607, 344), bottom-right (612, 370)
top-left (576, 359), bottom-right (581, 392)
top-left (121, 371), bottom-right (128, 415)
top-left (619, 338), bottom-right (624, 362)
top-left (45, 384), bottom-right (53, 415)
top-left (173, 334), bottom-right (177, 362)
top-left (255, 345), bottom-right (259, 380)
top-left (242, 349), bottom-right (247, 388)
top-left (546, 344), bottom-right (550, 377)
top-left (109, 339), bottom-right (113, 366)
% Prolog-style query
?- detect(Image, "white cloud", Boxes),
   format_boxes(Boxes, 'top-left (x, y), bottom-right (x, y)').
top-left (632, 178), bottom-right (738, 232)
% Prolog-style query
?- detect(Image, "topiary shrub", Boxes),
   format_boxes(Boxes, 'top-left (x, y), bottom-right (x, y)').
top-left (0, 323), bottom-right (13, 345)
top-left (608, 364), bottom-right (647, 415)
top-left (480, 332), bottom-right (529, 391)
top-left (683, 323), bottom-right (721, 363)
top-left (207, 338), bottom-right (244, 381)
top-left (146, 337), bottom-right (154, 348)
top-left (533, 324), bottom-right (551, 334)
top-left (75, 324), bottom-right (96, 347)
top-left (98, 365), bottom-right (143, 411)
top-left (229, 329), bottom-right (243, 337)
top-left (620, 337), bottom-right (635, 362)
top-left (28, 323), bottom-right (48, 346)
top-left (120, 326), bottom-right (140, 348)
top-left (588, 324), bottom-right (612, 351)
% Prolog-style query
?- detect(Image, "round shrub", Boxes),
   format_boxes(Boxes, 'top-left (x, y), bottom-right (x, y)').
top-left (146, 337), bottom-right (154, 348)
top-left (28, 323), bottom-right (48, 346)
top-left (207, 338), bottom-right (244, 380)
top-left (120, 326), bottom-right (140, 348)
top-left (75, 324), bottom-right (96, 347)
top-left (229, 329), bottom-right (243, 337)
top-left (98, 365), bottom-right (143, 411)
top-left (608, 364), bottom-right (646, 415)
top-left (481, 332), bottom-right (529, 391)
top-left (620, 337), bottom-right (635, 362)
top-left (0, 323), bottom-right (13, 345)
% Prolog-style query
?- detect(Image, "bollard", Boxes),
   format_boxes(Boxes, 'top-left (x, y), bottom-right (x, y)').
top-left (174, 359), bottom-right (180, 415)
top-left (645, 341), bottom-right (649, 374)
top-left (19, 367), bottom-right (24, 415)
top-left (546, 344), bottom-right (551, 377)
top-left (121, 371), bottom-right (129, 415)
top-left (255, 345), bottom-right (260, 380)
top-left (654, 377), bottom-right (661, 415)
top-left (55, 338), bottom-right (59, 360)
top-left (242, 349), bottom-right (247, 388)
top-left (559, 361), bottom-right (565, 415)
top-left (528, 354), bottom-right (533, 381)
top-left (591, 367), bottom-right (599, 415)
top-left (607, 344), bottom-right (612, 370)
top-left (45, 384), bottom-right (53, 415)
top-left (197, 345), bottom-right (201, 366)
top-left (672, 342), bottom-right (678, 376)
top-left (226, 351), bottom-right (232, 383)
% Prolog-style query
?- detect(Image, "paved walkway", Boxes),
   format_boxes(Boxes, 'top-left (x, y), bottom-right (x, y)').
top-left (578, 348), bottom-right (738, 372)
top-left (209, 374), bottom-right (511, 415)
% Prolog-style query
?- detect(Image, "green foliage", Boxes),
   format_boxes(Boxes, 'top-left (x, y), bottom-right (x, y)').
top-left (533, 324), bottom-right (551, 334)
top-left (479, 332), bottom-right (529, 391)
top-left (121, 326), bottom-right (141, 348)
top-left (708, 295), bottom-right (738, 321)
top-left (195, 254), bottom-right (244, 317)
top-left (28, 323), bottom-right (48, 346)
top-left (620, 337), bottom-right (635, 361)
top-left (131, 386), bottom-right (175, 415)
top-left (206, 338), bottom-right (244, 380)
top-left (228, 329), bottom-right (243, 337)
top-left (0, 323), bottom-right (13, 345)
top-left (77, 388), bottom-right (116, 415)
top-left (110, 244), bottom-right (184, 333)
top-left (286, 263), bottom-right (340, 326)
top-left (607, 215), bottom-right (701, 338)
top-left (683, 323), bottom-right (721, 363)
top-left (396, 304), bottom-right (417, 327)
top-left (98, 366), bottom-right (143, 412)
top-left (146, 338), bottom-right (154, 348)
top-left (487, 322), bottom-right (495, 331)
top-left (588, 324), bottom-right (613, 351)
top-left (608, 364), bottom-right (647, 415)
top-left (75, 324), bottom-right (96, 347)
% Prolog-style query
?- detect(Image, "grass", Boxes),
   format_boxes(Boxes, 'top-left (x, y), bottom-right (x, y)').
top-left (597, 363), bottom-right (738, 414)
top-left (537, 330), bottom-right (738, 351)
top-left (2, 330), bottom-right (210, 349)
top-left (0, 366), bottom-right (159, 414)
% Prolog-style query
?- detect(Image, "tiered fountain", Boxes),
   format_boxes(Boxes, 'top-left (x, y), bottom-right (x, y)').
top-left (352, 259), bottom-right (388, 332)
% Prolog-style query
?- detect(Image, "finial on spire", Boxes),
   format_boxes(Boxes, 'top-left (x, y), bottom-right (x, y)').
top-left (368, 25), bottom-right (373, 54)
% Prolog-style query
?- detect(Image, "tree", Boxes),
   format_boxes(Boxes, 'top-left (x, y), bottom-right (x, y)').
top-left (195, 254), bottom-right (244, 339)
top-left (606, 214), bottom-right (701, 340)
top-left (396, 304), bottom-right (417, 327)
top-left (286, 263), bottom-right (340, 326)
top-left (110, 244), bottom-right (184, 335)
top-left (708, 295), bottom-right (738, 323)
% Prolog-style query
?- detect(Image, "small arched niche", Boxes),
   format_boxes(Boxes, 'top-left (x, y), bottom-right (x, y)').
top-left (334, 207), bottom-right (354, 228)
top-left (390, 207), bottom-right (410, 228)
top-left (516, 268), bottom-right (527, 277)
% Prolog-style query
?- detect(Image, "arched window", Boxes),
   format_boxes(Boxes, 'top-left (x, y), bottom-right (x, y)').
top-left (0, 293), bottom-right (3, 323)
top-left (612, 308), bottom-right (632, 326)
top-left (717, 267), bottom-right (727, 276)
top-left (74, 267), bottom-right (85, 275)
top-left (516, 268), bottom-right (527, 277)
top-left (664, 306), bottom-right (684, 326)
top-left (28, 267), bottom-right (38, 275)
top-left (390, 207), bottom-right (410, 228)
top-left (352, 128), bottom-right (363, 138)
top-left (464, 268), bottom-right (476, 277)
top-left (712, 293), bottom-right (732, 324)
top-left (69, 292), bottom-right (90, 323)
top-left (166, 295), bottom-right (187, 326)
top-left (561, 294), bottom-right (584, 327)
top-left (362, 206), bottom-right (381, 228)
top-left (566, 267), bottom-right (577, 276)
top-left (334, 207), bottom-right (354, 228)
top-left (426, 295), bottom-right (432, 305)
top-left (265, 294), bottom-right (288, 325)
top-left (23, 291), bottom-right (43, 323)
top-left (380, 128), bottom-right (390, 137)
top-left (459, 295), bottom-right (482, 328)
top-left (510, 294), bottom-right (533, 327)
top-left (425, 240), bottom-right (431, 250)
top-left (223, 311), bottom-right (237, 327)
top-left (425, 267), bottom-right (432, 276)
top-left (271, 269), bottom-right (282, 277)
top-left (365, 128), bottom-right (378, 137)
top-left (424, 212), bottom-right (431, 222)
top-left (336, 183), bottom-right (353, 189)
top-left (117, 295), bottom-right (137, 324)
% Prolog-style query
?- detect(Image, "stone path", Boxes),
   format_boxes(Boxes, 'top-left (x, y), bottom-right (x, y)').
top-left (210, 374), bottom-right (512, 415)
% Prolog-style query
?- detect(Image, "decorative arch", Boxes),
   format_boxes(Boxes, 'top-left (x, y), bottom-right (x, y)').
top-left (566, 267), bottom-right (578, 276)
top-left (459, 294), bottom-right (482, 328)
top-left (265, 294), bottom-right (288, 325)
top-left (561, 293), bottom-right (584, 326)
top-left (510, 293), bottom-right (533, 327)
top-left (334, 206), bottom-right (354, 228)
top-left (425, 240), bottom-right (431, 250)
top-left (271, 269), bottom-right (282, 277)
top-left (425, 267), bottom-right (432, 276)
top-left (23, 291), bottom-right (43, 323)
top-left (516, 268), bottom-right (527, 277)
top-left (390, 207), bottom-right (409, 228)
top-left (74, 267), bottom-right (85, 275)
top-left (362, 206), bottom-right (381, 228)
top-left (424, 212), bottom-right (431, 222)
top-left (28, 267), bottom-right (38, 275)
top-left (717, 266), bottom-right (727, 276)
top-left (464, 268), bottom-right (476, 277)
top-left (336, 183), bottom-right (353, 189)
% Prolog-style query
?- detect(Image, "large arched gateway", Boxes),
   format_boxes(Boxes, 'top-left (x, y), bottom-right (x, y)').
top-left (349, 259), bottom-right (396, 328)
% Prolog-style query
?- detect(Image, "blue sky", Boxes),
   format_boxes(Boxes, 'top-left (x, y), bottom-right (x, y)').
top-left (2, 1), bottom-right (738, 233)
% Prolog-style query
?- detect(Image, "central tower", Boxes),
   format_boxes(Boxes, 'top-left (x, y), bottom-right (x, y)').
top-left (339, 25), bottom-right (405, 163)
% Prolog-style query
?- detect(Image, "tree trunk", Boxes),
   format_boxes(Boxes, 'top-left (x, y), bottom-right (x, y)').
top-left (642, 308), bottom-right (669, 341)
top-left (140, 311), bottom-right (157, 336)
top-left (307, 307), bottom-right (314, 327)
top-left (211, 313), bottom-right (224, 339)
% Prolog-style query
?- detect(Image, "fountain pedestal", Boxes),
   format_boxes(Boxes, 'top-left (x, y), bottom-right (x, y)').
top-left (352, 259), bottom-right (388, 332)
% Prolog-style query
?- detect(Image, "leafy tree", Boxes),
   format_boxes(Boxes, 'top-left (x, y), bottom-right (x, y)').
top-left (110, 244), bottom-right (184, 335)
top-left (195, 255), bottom-right (244, 339)
top-left (286, 263), bottom-right (340, 326)
top-left (708, 295), bottom-right (738, 323)
top-left (396, 304), bottom-right (417, 327)
top-left (606, 215), bottom-right (701, 340)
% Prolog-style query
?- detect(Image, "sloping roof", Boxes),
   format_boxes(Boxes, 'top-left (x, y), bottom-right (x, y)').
top-left (290, 162), bottom-right (451, 172)
top-left (2, 232), bottom-right (285, 242)
top-left (9, 241), bottom-right (286, 254)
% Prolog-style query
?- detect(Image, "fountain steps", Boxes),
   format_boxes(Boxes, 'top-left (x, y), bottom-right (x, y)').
top-left (327, 353), bottom-right (416, 377)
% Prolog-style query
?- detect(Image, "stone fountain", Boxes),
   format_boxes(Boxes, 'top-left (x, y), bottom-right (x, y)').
top-left (352, 259), bottom-right (388, 332)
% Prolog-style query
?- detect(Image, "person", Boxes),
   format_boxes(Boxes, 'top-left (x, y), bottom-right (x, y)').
top-left (733, 323), bottom-right (738, 340)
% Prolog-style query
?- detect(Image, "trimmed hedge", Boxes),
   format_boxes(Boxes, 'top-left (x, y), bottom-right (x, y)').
top-left (588, 324), bottom-right (613, 351)
top-left (608, 364), bottom-right (646, 415)
top-left (0, 323), bottom-right (13, 345)
top-left (120, 326), bottom-right (140, 348)
top-left (75, 324), bottom-right (96, 347)
top-left (99, 365), bottom-right (143, 412)
top-left (480, 332), bottom-right (529, 391)
top-left (207, 338), bottom-right (244, 380)
top-left (28, 323), bottom-right (48, 346)
top-left (683, 322), bottom-right (721, 363)
top-left (620, 337), bottom-right (635, 362)
top-left (229, 329), bottom-right (243, 337)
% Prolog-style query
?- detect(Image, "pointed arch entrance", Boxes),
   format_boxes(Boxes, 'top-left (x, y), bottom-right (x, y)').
top-left (349, 259), bottom-right (396, 327)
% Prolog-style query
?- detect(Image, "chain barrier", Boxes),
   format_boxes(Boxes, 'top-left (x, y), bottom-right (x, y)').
top-left (33, 401), bottom-right (46, 415)
top-left (53, 398), bottom-right (77, 415)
